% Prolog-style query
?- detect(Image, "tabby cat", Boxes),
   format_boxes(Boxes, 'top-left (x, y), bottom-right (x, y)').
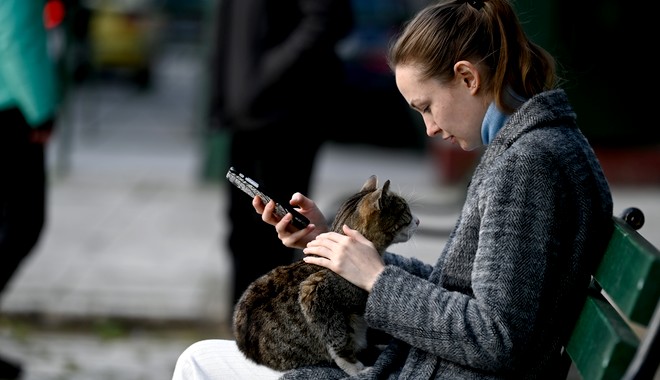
top-left (232, 175), bottom-right (419, 375)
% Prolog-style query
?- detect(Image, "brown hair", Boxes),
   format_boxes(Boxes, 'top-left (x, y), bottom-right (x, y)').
top-left (388, 0), bottom-right (556, 113)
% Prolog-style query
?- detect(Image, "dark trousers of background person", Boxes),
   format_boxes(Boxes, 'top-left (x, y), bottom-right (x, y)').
top-left (0, 107), bottom-right (47, 295)
top-left (226, 122), bottom-right (322, 307)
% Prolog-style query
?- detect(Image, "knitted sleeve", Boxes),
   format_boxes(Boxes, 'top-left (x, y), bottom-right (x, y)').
top-left (382, 251), bottom-right (435, 279)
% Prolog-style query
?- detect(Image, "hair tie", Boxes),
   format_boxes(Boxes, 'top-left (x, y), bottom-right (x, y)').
top-left (465, 0), bottom-right (485, 10)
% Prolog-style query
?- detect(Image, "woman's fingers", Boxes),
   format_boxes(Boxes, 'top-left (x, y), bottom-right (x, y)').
top-left (305, 233), bottom-right (342, 257)
top-left (252, 195), bottom-right (263, 212)
top-left (253, 198), bottom-right (281, 226)
top-left (275, 213), bottom-right (293, 235)
top-left (253, 194), bottom-right (322, 249)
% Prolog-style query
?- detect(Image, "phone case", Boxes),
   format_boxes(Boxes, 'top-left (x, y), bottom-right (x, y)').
top-left (226, 167), bottom-right (310, 229)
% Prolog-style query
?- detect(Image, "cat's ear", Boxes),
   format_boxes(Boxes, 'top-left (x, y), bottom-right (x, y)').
top-left (382, 180), bottom-right (391, 195)
top-left (361, 175), bottom-right (378, 192)
top-left (367, 188), bottom-right (383, 211)
top-left (372, 180), bottom-right (391, 211)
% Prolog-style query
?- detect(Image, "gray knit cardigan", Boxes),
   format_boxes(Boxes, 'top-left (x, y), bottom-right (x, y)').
top-left (281, 89), bottom-right (614, 379)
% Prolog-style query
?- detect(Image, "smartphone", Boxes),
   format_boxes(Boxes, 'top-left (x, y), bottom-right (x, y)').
top-left (226, 166), bottom-right (310, 230)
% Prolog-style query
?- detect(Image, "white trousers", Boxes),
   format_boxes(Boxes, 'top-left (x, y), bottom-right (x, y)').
top-left (171, 339), bottom-right (286, 380)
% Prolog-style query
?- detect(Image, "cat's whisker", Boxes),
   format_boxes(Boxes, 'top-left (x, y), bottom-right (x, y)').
top-left (408, 188), bottom-right (427, 205)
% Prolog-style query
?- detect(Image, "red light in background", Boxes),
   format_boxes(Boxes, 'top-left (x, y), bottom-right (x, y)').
top-left (44, 0), bottom-right (66, 29)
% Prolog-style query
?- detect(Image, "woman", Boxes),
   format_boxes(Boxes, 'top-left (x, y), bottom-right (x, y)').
top-left (172, 0), bottom-right (613, 378)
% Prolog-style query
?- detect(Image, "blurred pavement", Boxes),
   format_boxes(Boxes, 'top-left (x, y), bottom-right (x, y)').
top-left (1, 40), bottom-right (659, 380)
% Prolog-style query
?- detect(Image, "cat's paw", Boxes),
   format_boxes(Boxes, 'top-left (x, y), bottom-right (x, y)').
top-left (335, 359), bottom-right (365, 376)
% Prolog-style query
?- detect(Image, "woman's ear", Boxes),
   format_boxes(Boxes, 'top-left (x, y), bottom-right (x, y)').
top-left (454, 61), bottom-right (480, 94)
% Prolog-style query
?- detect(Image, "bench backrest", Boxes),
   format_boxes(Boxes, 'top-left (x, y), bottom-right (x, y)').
top-left (563, 208), bottom-right (660, 380)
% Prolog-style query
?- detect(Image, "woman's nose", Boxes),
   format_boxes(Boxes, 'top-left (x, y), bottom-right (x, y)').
top-left (425, 121), bottom-right (439, 137)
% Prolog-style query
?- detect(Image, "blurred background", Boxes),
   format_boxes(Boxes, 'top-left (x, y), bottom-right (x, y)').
top-left (0, 0), bottom-right (658, 379)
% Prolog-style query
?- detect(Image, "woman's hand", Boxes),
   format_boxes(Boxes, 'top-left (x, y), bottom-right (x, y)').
top-left (303, 225), bottom-right (385, 292)
top-left (252, 192), bottom-right (329, 249)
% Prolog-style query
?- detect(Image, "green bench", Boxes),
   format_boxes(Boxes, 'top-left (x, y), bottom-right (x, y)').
top-left (561, 207), bottom-right (660, 380)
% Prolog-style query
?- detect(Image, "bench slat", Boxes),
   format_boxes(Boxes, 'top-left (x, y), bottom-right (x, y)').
top-left (564, 211), bottom-right (660, 379)
top-left (566, 290), bottom-right (639, 380)
top-left (595, 217), bottom-right (660, 325)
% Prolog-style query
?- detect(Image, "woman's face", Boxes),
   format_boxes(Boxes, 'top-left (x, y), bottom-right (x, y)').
top-left (395, 64), bottom-right (488, 151)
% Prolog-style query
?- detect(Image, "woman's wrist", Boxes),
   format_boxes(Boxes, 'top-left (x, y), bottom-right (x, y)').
top-left (365, 265), bottom-right (386, 293)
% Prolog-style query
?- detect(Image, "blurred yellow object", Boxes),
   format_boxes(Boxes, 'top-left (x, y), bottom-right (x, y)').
top-left (90, 10), bottom-right (147, 67)
top-left (86, 0), bottom-right (162, 86)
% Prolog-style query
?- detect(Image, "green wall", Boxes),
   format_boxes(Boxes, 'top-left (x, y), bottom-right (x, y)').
top-left (515, 0), bottom-right (658, 147)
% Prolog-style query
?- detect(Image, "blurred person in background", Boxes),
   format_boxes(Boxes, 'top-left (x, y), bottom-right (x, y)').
top-left (208, 0), bottom-right (355, 308)
top-left (0, 0), bottom-right (60, 378)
